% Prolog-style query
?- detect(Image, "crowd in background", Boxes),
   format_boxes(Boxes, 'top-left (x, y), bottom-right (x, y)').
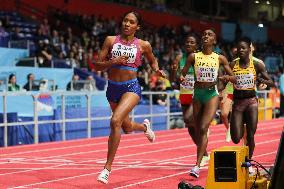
top-left (0, 6), bottom-right (283, 95)
top-left (47, 9), bottom-right (284, 90)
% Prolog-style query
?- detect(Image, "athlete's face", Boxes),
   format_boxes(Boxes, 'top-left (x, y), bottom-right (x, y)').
top-left (185, 36), bottom-right (197, 53)
top-left (202, 30), bottom-right (216, 46)
top-left (122, 13), bottom-right (140, 36)
top-left (237, 41), bottom-right (250, 59)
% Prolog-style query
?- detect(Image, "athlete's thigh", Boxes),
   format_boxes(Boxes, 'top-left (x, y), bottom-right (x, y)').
top-left (182, 104), bottom-right (193, 122)
top-left (200, 96), bottom-right (219, 128)
top-left (230, 107), bottom-right (245, 139)
top-left (244, 103), bottom-right (258, 136)
top-left (110, 97), bottom-right (135, 132)
top-left (192, 99), bottom-right (203, 124)
top-left (112, 92), bottom-right (140, 123)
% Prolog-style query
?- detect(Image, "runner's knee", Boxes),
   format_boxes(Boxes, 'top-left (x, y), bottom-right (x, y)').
top-left (199, 126), bottom-right (208, 136)
top-left (110, 116), bottom-right (123, 130)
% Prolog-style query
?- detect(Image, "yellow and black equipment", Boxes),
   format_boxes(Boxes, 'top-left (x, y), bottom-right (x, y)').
top-left (205, 145), bottom-right (274, 189)
top-left (206, 146), bottom-right (249, 189)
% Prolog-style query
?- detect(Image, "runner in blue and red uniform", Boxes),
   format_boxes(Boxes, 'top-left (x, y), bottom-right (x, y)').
top-left (95, 11), bottom-right (166, 184)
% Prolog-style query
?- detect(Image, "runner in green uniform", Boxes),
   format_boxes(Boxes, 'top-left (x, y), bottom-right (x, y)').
top-left (170, 34), bottom-right (209, 166)
top-left (181, 29), bottom-right (236, 178)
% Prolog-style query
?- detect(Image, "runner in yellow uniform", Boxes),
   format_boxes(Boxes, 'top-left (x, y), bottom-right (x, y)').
top-left (230, 37), bottom-right (274, 174)
top-left (181, 29), bottom-right (236, 178)
top-left (171, 34), bottom-right (209, 166)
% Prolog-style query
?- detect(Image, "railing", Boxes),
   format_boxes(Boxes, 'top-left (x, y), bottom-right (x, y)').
top-left (68, 80), bottom-right (98, 91)
top-left (8, 40), bottom-right (31, 50)
top-left (0, 90), bottom-right (182, 147)
top-left (0, 90), bottom-right (276, 147)
top-left (15, 56), bottom-right (73, 69)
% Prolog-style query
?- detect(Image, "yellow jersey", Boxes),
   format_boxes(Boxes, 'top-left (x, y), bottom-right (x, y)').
top-left (232, 58), bottom-right (256, 90)
top-left (194, 52), bottom-right (220, 82)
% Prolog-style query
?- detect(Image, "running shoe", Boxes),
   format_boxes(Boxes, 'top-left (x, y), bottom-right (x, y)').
top-left (226, 128), bottom-right (231, 142)
top-left (97, 168), bottom-right (111, 184)
top-left (143, 119), bottom-right (155, 142)
top-left (249, 166), bottom-right (255, 176)
top-left (189, 165), bottom-right (200, 178)
top-left (200, 155), bottom-right (210, 166)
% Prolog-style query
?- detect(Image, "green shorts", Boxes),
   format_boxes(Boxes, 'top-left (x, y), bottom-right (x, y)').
top-left (193, 86), bottom-right (219, 104)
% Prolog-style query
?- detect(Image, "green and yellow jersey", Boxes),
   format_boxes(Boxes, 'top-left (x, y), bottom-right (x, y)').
top-left (194, 51), bottom-right (220, 83)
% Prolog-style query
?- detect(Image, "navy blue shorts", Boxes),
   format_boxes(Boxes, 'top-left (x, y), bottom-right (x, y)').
top-left (106, 78), bottom-right (141, 103)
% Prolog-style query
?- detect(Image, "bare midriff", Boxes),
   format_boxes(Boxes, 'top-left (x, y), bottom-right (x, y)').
top-left (194, 81), bottom-right (216, 89)
top-left (108, 68), bottom-right (137, 82)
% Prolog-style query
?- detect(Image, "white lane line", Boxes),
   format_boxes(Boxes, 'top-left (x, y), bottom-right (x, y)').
top-left (2, 121), bottom-right (282, 164)
top-left (9, 135), bottom-right (279, 188)
top-left (2, 119), bottom-right (282, 157)
top-left (1, 125), bottom-right (281, 177)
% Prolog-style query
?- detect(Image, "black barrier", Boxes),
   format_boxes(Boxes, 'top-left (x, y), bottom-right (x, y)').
top-left (178, 180), bottom-right (204, 189)
top-left (269, 128), bottom-right (284, 189)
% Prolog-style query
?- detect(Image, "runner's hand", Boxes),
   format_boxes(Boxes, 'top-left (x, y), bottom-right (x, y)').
top-left (258, 83), bottom-right (267, 90)
top-left (110, 56), bottom-right (129, 65)
top-left (218, 75), bottom-right (230, 82)
top-left (179, 75), bottom-right (185, 82)
top-left (258, 78), bottom-right (268, 90)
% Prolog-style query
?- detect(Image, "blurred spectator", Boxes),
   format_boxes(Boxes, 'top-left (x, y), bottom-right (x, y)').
top-left (1, 15), bottom-right (10, 28)
top-left (8, 74), bottom-right (20, 91)
top-left (66, 74), bottom-right (83, 91)
top-left (180, 22), bottom-right (191, 36)
top-left (37, 40), bottom-right (53, 67)
top-left (87, 49), bottom-right (96, 72)
top-left (149, 71), bottom-right (159, 90)
top-left (58, 35), bottom-right (68, 56)
top-left (10, 27), bottom-right (25, 40)
top-left (0, 20), bottom-right (7, 34)
top-left (41, 18), bottom-right (51, 36)
top-left (66, 51), bottom-right (80, 68)
top-left (83, 75), bottom-right (97, 91)
top-left (159, 76), bottom-right (172, 90)
top-left (81, 31), bottom-right (90, 47)
top-left (153, 81), bottom-right (167, 106)
top-left (0, 20), bottom-right (9, 47)
top-left (65, 27), bottom-right (75, 43)
top-left (50, 29), bottom-right (60, 47)
top-left (23, 73), bottom-right (39, 91)
top-left (102, 71), bottom-right (108, 80)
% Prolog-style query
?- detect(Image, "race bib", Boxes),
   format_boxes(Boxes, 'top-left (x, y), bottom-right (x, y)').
top-left (180, 74), bottom-right (194, 90)
top-left (234, 73), bottom-right (255, 90)
top-left (196, 67), bottom-right (218, 82)
top-left (111, 43), bottom-right (137, 64)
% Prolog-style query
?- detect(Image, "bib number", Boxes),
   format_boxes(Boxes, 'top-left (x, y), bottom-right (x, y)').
top-left (111, 43), bottom-right (137, 64)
